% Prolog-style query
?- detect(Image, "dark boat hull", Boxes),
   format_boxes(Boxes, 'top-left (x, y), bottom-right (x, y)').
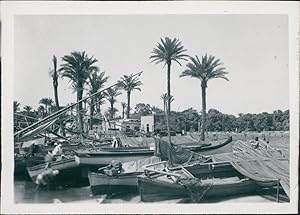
top-left (138, 175), bottom-right (258, 202)
top-left (26, 158), bottom-right (88, 186)
top-left (88, 172), bottom-right (140, 195)
top-left (138, 161), bottom-right (260, 202)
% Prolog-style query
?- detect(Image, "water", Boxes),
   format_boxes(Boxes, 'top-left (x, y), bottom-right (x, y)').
top-left (14, 179), bottom-right (287, 204)
top-left (14, 180), bottom-right (102, 204)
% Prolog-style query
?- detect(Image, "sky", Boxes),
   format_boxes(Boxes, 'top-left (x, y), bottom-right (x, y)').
top-left (14, 15), bottom-right (289, 116)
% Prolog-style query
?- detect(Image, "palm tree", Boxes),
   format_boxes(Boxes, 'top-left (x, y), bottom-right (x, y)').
top-left (150, 37), bottom-right (188, 114)
top-left (13, 101), bottom-right (20, 113)
top-left (95, 92), bottom-right (106, 114)
top-left (117, 74), bottom-right (142, 119)
top-left (37, 105), bottom-right (45, 118)
top-left (88, 69), bottom-right (109, 129)
top-left (39, 97), bottom-right (53, 115)
top-left (180, 54), bottom-right (228, 141)
top-left (121, 102), bottom-right (127, 119)
top-left (50, 55), bottom-right (60, 110)
top-left (39, 98), bottom-right (48, 114)
top-left (50, 55), bottom-right (66, 136)
top-left (160, 93), bottom-right (174, 113)
top-left (104, 86), bottom-right (121, 119)
top-left (46, 98), bottom-right (54, 114)
top-left (107, 107), bottom-right (118, 120)
top-left (23, 105), bottom-right (32, 113)
top-left (60, 51), bottom-right (98, 132)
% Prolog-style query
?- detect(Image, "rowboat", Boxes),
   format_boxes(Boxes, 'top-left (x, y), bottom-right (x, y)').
top-left (26, 157), bottom-right (88, 186)
top-left (88, 156), bottom-right (161, 195)
top-left (137, 160), bottom-right (262, 202)
top-left (14, 154), bottom-right (45, 177)
top-left (75, 137), bottom-right (233, 166)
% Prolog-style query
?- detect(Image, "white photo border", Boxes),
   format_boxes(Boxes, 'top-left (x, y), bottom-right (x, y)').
top-left (1, 1), bottom-right (299, 214)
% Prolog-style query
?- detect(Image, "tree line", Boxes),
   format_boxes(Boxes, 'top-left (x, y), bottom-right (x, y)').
top-left (132, 105), bottom-right (289, 133)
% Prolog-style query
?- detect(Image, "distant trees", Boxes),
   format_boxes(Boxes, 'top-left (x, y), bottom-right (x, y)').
top-left (23, 105), bottom-right (33, 113)
top-left (150, 37), bottom-right (188, 114)
top-left (160, 93), bottom-right (174, 113)
top-left (117, 74), bottom-right (143, 119)
top-left (14, 101), bottom-right (20, 113)
top-left (150, 108), bottom-right (289, 133)
top-left (180, 54), bottom-right (228, 141)
top-left (39, 98), bottom-right (53, 115)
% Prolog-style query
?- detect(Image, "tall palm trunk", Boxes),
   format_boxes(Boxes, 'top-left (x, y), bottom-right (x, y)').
top-left (167, 62), bottom-right (171, 114)
top-left (110, 102), bottom-right (114, 119)
top-left (127, 91), bottom-right (131, 119)
top-left (122, 107), bottom-right (125, 119)
top-left (89, 97), bottom-right (94, 130)
top-left (201, 81), bottom-right (207, 141)
top-left (77, 87), bottom-right (84, 133)
top-left (53, 77), bottom-right (66, 136)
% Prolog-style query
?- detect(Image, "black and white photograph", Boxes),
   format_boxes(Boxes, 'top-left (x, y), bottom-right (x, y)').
top-left (1, 1), bottom-right (299, 214)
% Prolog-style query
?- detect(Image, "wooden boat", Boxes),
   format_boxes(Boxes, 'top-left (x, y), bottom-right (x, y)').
top-left (75, 137), bottom-right (233, 166)
top-left (26, 157), bottom-right (88, 186)
top-left (137, 160), bottom-right (262, 202)
top-left (88, 156), bottom-right (161, 195)
top-left (14, 154), bottom-right (45, 177)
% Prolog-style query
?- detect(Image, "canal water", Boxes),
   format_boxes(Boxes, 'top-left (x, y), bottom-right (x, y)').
top-left (14, 179), bottom-right (287, 204)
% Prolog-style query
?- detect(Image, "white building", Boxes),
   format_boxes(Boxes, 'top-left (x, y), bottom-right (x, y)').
top-left (114, 118), bottom-right (141, 132)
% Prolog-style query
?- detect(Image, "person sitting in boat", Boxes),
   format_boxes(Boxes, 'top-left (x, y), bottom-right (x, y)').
top-left (103, 160), bottom-right (123, 176)
top-left (35, 163), bottom-right (60, 188)
top-left (44, 150), bottom-right (54, 163)
top-left (52, 143), bottom-right (63, 156)
top-left (111, 136), bottom-right (120, 148)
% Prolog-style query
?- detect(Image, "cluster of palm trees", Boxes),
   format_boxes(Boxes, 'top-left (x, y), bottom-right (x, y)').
top-left (150, 37), bottom-right (228, 141)
top-left (37, 52), bottom-right (143, 134)
top-left (15, 36), bottom-right (228, 141)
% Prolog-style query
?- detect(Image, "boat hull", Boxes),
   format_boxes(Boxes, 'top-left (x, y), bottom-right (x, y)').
top-left (138, 161), bottom-right (260, 202)
top-left (26, 158), bottom-right (89, 186)
top-left (88, 172), bottom-right (140, 195)
top-left (138, 175), bottom-right (258, 202)
top-left (75, 154), bottom-right (151, 166)
top-left (75, 137), bottom-right (233, 166)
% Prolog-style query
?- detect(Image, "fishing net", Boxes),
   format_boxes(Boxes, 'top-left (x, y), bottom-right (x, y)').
top-left (155, 138), bottom-right (210, 166)
top-left (213, 141), bottom-right (290, 198)
top-left (180, 178), bottom-right (213, 203)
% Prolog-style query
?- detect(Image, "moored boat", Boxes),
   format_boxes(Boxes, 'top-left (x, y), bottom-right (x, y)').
top-left (88, 156), bottom-right (161, 195)
top-left (75, 136), bottom-right (233, 166)
top-left (137, 160), bottom-right (266, 202)
top-left (26, 157), bottom-right (88, 186)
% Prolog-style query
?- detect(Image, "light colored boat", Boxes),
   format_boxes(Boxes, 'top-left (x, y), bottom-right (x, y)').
top-left (88, 156), bottom-right (161, 195)
top-left (75, 137), bottom-right (233, 166)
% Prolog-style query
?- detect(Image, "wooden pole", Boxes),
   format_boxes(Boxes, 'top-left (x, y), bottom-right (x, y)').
top-left (277, 179), bottom-right (280, 203)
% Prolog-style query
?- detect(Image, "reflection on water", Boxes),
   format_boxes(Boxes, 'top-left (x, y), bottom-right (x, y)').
top-left (14, 180), bottom-right (102, 204)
